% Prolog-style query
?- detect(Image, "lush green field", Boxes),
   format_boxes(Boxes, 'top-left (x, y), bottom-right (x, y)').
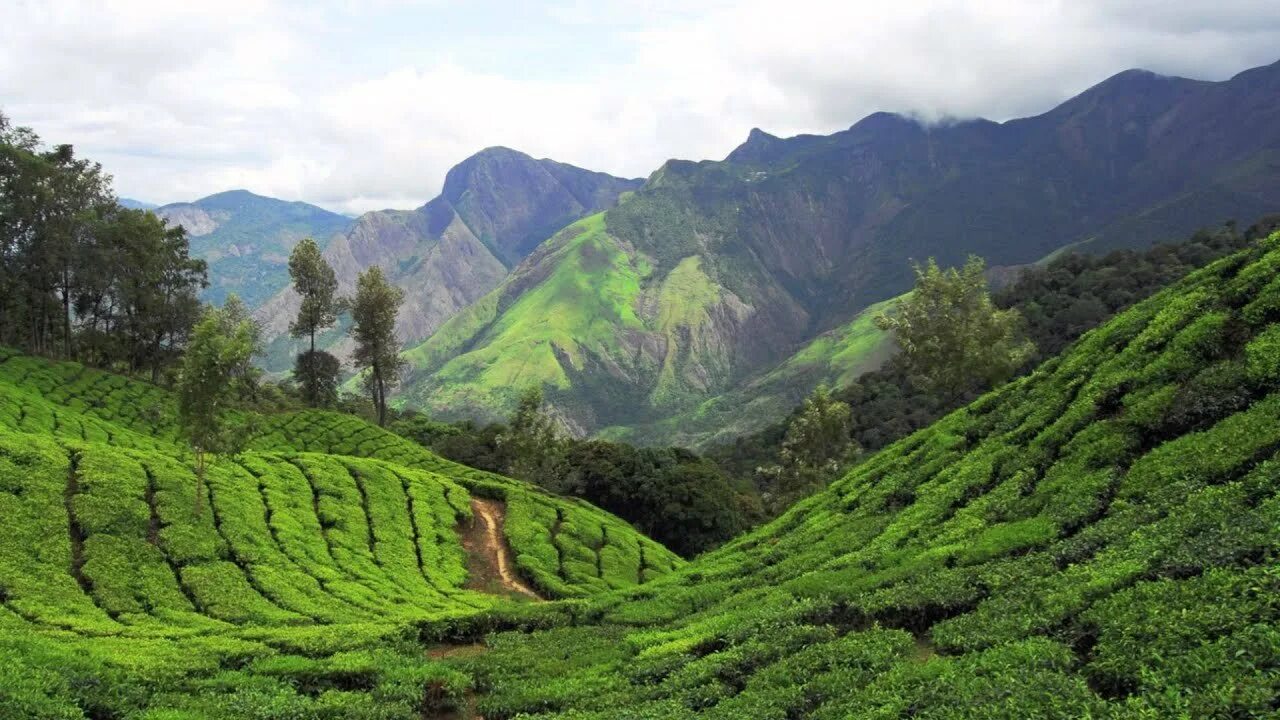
top-left (433, 232), bottom-right (1280, 718)
top-left (0, 349), bottom-right (679, 718)
top-left (8, 230), bottom-right (1280, 717)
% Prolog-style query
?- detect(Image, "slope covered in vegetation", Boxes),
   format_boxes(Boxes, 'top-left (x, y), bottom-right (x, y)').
top-left (0, 350), bottom-right (680, 718)
top-left (435, 232), bottom-right (1280, 718)
top-left (396, 60), bottom-right (1280, 443)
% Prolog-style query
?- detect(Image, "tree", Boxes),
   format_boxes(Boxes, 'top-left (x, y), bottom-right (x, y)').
top-left (0, 115), bottom-right (205, 374)
top-left (349, 266), bottom-right (405, 426)
top-left (177, 296), bottom-right (260, 513)
top-left (288, 237), bottom-right (344, 407)
top-left (288, 237), bottom-right (340, 352)
top-left (875, 256), bottom-right (1034, 398)
top-left (757, 385), bottom-right (856, 511)
top-left (497, 386), bottom-right (565, 487)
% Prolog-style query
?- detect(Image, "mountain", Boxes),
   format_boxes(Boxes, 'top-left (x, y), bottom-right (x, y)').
top-left (399, 59), bottom-right (1280, 441)
top-left (153, 189), bottom-right (353, 307)
top-left (117, 197), bottom-right (156, 210)
top-left (254, 147), bottom-right (641, 373)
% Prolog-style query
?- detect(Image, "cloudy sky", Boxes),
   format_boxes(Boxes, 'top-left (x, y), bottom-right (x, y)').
top-left (3, 1), bottom-right (1279, 214)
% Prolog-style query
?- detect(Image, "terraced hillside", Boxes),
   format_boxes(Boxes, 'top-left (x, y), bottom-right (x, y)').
top-left (9, 231), bottom-right (1280, 717)
top-left (427, 231), bottom-right (1280, 718)
top-left (0, 350), bottom-right (680, 718)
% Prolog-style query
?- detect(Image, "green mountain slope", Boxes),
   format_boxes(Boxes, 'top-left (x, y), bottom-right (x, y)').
top-left (254, 147), bottom-right (641, 373)
top-left (397, 60), bottom-right (1280, 443)
top-left (0, 349), bottom-right (680, 717)
top-left (400, 212), bottom-right (788, 434)
top-left (599, 295), bottom-right (898, 448)
top-left (155, 190), bottom-right (353, 307)
top-left (437, 230), bottom-right (1280, 718)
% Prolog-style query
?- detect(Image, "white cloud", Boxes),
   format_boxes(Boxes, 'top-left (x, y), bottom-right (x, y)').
top-left (2, 0), bottom-right (1278, 214)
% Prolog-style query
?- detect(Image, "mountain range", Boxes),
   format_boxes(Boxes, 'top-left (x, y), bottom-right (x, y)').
top-left (393, 59), bottom-right (1280, 444)
top-left (252, 148), bottom-right (641, 372)
top-left (165, 59), bottom-right (1280, 446)
top-left (153, 190), bottom-right (353, 307)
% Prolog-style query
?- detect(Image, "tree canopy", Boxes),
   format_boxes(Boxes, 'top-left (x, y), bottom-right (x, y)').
top-left (350, 266), bottom-right (405, 426)
top-left (875, 255), bottom-right (1034, 398)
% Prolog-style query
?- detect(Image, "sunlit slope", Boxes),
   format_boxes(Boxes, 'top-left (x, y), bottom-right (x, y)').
top-left (0, 348), bottom-right (681, 717)
top-left (600, 295), bottom-right (898, 447)
top-left (454, 233), bottom-right (1280, 719)
top-left (0, 351), bottom-right (680, 604)
top-left (400, 212), bottom-right (893, 441)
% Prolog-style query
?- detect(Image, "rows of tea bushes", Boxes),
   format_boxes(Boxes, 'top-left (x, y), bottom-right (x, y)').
top-left (0, 350), bottom-right (681, 718)
top-left (444, 233), bottom-right (1280, 718)
top-left (249, 410), bottom-right (682, 597)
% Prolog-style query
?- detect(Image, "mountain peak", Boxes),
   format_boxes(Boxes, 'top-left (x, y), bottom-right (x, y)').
top-left (724, 127), bottom-right (806, 165)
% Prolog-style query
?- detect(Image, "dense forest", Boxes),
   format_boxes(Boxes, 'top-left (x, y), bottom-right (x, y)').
top-left (0, 112), bottom-right (207, 379)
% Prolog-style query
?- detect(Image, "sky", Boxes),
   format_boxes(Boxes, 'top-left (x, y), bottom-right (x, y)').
top-left (3, 1), bottom-right (1280, 215)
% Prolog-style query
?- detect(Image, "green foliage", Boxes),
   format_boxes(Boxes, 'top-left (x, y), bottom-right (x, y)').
top-left (0, 342), bottom-right (681, 718)
top-left (294, 349), bottom-right (341, 408)
top-left (177, 297), bottom-right (262, 512)
top-left (498, 386), bottom-right (565, 487)
top-left (0, 113), bottom-right (207, 376)
top-left (350, 266), bottom-right (406, 426)
top-left (713, 219), bottom-right (1264, 491)
top-left (876, 255), bottom-right (1035, 397)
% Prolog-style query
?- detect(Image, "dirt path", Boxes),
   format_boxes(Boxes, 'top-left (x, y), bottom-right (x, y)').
top-left (461, 498), bottom-right (541, 600)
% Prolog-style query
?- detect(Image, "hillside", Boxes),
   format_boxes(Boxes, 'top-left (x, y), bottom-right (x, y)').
top-left (9, 232), bottom-right (1280, 717)
top-left (254, 148), bottom-right (641, 373)
top-left (431, 230), bottom-right (1280, 717)
top-left (397, 59), bottom-right (1280, 442)
top-left (154, 190), bottom-right (354, 307)
top-left (0, 350), bottom-right (680, 718)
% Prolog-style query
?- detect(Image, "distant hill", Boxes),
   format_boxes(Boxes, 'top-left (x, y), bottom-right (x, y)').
top-left (398, 59), bottom-right (1280, 442)
top-left (154, 190), bottom-right (353, 307)
top-left (117, 197), bottom-right (156, 210)
top-left (253, 147), bottom-right (641, 373)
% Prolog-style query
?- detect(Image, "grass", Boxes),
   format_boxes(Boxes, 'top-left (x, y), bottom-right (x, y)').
top-left (404, 212), bottom-right (655, 421)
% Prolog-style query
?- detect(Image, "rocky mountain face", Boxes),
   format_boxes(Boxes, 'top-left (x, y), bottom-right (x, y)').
top-left (153, 190), bottom-right (353, 307)
top-left (254, 147), bottom-right (641, 372)
top-left (397, 59), bottom-right (1280, 443)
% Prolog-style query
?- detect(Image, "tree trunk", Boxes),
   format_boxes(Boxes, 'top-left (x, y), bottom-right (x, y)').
top-left (61, 264), bottom-right (71, 360)
top-left (374, 369), bottom-right (386, 427)
top-left (193, 448), bottom-right (205, 515)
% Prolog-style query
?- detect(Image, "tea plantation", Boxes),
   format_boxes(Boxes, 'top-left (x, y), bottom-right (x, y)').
top-left (7, 233), bottom-right (1280, 718)
top-left (441, 233), bottom-right (1280, 718)
top-left (0, 349), bottom-right (680, 718)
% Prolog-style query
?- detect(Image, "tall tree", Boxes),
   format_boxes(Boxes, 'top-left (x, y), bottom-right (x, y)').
top-left (757, 385), bottom-right (856, 511)
top-left (288, 237), bottom-right (343, 407)
top-left (350, 266), bottom-right (405, 426)
top-left (177, 296), bottom-right (260, 513)
top-left (875, 256), bottom-right (1034, 398)
top-left (498, 386), bottom-right (565, 486)
top-left (0, 113), bottom-right (204, 374)
top-left (288, 237), bottom-right (340, 354)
